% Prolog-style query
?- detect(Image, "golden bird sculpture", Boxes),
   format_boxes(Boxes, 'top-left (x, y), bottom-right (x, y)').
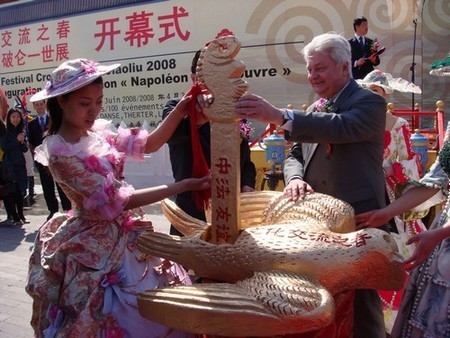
top-left (137, 191), bottom-right (405, 337)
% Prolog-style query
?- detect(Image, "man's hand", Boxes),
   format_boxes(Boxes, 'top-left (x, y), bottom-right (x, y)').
top-left (356, 57), bottom-right (366, 67)
top-left (283, 178), bottom-right (313, 202)
top-left (235, 93), bottom-right (284, 125)
top-left (241, 185), bottom-right (254, 193)
top-left (367, 54), bottom-right (378, 65)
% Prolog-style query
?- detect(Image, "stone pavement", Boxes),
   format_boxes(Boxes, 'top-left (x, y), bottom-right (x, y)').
top-left (0, 182), bottom-right (171, 338)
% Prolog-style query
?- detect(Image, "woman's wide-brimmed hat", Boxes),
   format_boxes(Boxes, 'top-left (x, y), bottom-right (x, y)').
top-left (30, 58), bottom-right (120, 102)
top-left (357, 69), bottom-right (422, 95)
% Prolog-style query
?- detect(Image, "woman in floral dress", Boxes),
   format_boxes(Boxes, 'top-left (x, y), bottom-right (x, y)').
top-left (356, 123), bottom-right (450, 337)
top-left (25, 58), bottom-right (210, 337)
top-left (357, 69), bottom-right (430, 333)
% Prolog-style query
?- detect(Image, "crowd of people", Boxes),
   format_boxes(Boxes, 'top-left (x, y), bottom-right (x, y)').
top-left (0, 14), bottom-right (447, 338)
top-left (0, 97), bottom-right (70, 225)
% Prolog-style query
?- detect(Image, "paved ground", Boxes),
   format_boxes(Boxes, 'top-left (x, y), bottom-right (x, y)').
top-left (0, 181), bottom-right (171, 338)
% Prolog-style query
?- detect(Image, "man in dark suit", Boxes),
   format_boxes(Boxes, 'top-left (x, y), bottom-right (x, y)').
top-left (235, 32), bottom-right (387, 338)
top-left (162, 50), bottom-right (256, 236)
top-left (349, 16), bottom-right (381, 79)
top-left (28, 100), bottom-right (71, 220)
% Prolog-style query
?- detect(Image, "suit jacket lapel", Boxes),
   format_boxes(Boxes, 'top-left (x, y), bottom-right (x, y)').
top-left (303, 143), bottom-right (318, 169)
top-left (333, 79), bottom-right (357, 112)
top-left (303, 103), bottom-right (320, 166)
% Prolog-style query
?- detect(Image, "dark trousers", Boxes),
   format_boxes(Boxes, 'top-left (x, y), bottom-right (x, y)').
top-left (36, 162), bottom-right (71, 212)
top-left (4, 189), bottom-right (25, 221)
top-left (354, 289), bottom-right (386, 338)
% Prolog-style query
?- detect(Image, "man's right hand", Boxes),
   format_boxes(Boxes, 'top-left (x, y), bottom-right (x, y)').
top-left (283, 178), bottom-right (313, 202)
top-left (357, 57), bottom-right (366, 67)
top-left (195, 93), bottom-right (211, 126)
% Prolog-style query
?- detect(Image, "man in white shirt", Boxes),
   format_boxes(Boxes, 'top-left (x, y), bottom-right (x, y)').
top-left (28, 100), bottom-right (71, 220)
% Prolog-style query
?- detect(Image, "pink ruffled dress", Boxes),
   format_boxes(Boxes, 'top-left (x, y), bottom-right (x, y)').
top-left (25, 120), bottom-right (194, 338)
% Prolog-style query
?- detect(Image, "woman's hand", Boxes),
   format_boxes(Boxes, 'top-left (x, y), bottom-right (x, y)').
top-left (194, 92), bottom-right (213, 126)
top-left (383, 164), bottom-right (394, 177)
top-left (404, 227), bottom-right (448, 270)
top-left (355, 209), bottom-right (391, 230)
top-left (183, 175), bottom-right (211, 192)
top-left (175, 90), bottom-right (212, 126)
top-left (283, 178), bottom-right (314, 202)
top-left (17, 132), bottom-right (25, 143)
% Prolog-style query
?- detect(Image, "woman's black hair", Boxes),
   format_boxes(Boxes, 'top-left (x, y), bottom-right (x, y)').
top-left (191, 49), bottom-right (202, 74)
top-left (46, 77), bottom-right (104, 135)
top-left (6, 108), bottom-right (24, 133)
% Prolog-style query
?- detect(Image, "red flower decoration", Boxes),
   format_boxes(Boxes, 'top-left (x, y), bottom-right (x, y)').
top-left (215, 29), bottom-right (234, 38)
top-left (121, 215), bottom-right (136, 231)
top-left (239, 120), bottom-right (252, 140)
top-left (83, 61), bottom-right (98, 75)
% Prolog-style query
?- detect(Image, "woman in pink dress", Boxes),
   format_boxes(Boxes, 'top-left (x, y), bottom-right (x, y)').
top-left (25, 58), bottom-right (210, 337)
top-left (357, 69), bottom-right (426, 334)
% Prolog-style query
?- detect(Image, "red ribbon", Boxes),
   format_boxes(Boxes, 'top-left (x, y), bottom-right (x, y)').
top-left (188, 82), bottom-right (211, 211)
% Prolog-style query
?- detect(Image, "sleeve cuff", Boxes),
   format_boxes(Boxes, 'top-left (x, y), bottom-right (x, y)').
top-left (280, 108), bottom-right (294, 133)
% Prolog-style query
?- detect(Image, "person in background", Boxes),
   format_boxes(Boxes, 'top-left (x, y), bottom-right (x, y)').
top-left (0, 119), bottom-right (11, 220)
top-left (28, 99), bottom-right (71, 220)
top-left (23, 137), bottom-right (35, 208)
top-left (162, 49), bottom-right (256, 235)
top-left (356, 126), bottom-right (450, 337)
top-left (14, 101), bottom-right (35, 208)
top-left (0, 86), bottom-right (7, 121)
top-left (25, 58), bottom-right (210, 337)
top-left (349, 16), bottom-right (381, 79)
top-left (235, 32), bottom-right (387, 338)
top-left (0, 108), bottom-right (29, 225)
top-left (0, 86), bottom-right (9, 216)
top-left (357, 69), bottom-right (426, 334)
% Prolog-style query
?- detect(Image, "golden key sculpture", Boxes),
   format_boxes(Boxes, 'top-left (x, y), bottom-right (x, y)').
top-left (136, 35), bottom-right (405, 337)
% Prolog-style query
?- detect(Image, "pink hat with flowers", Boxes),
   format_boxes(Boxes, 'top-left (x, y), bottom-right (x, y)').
top-left (30, 58), bottom-right (120, 102)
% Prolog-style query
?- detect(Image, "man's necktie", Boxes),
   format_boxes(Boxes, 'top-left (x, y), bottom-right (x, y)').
top-left (359, 36), bottom-right (364, 49)
top-left (39, 116), bottom-right (45, 131)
